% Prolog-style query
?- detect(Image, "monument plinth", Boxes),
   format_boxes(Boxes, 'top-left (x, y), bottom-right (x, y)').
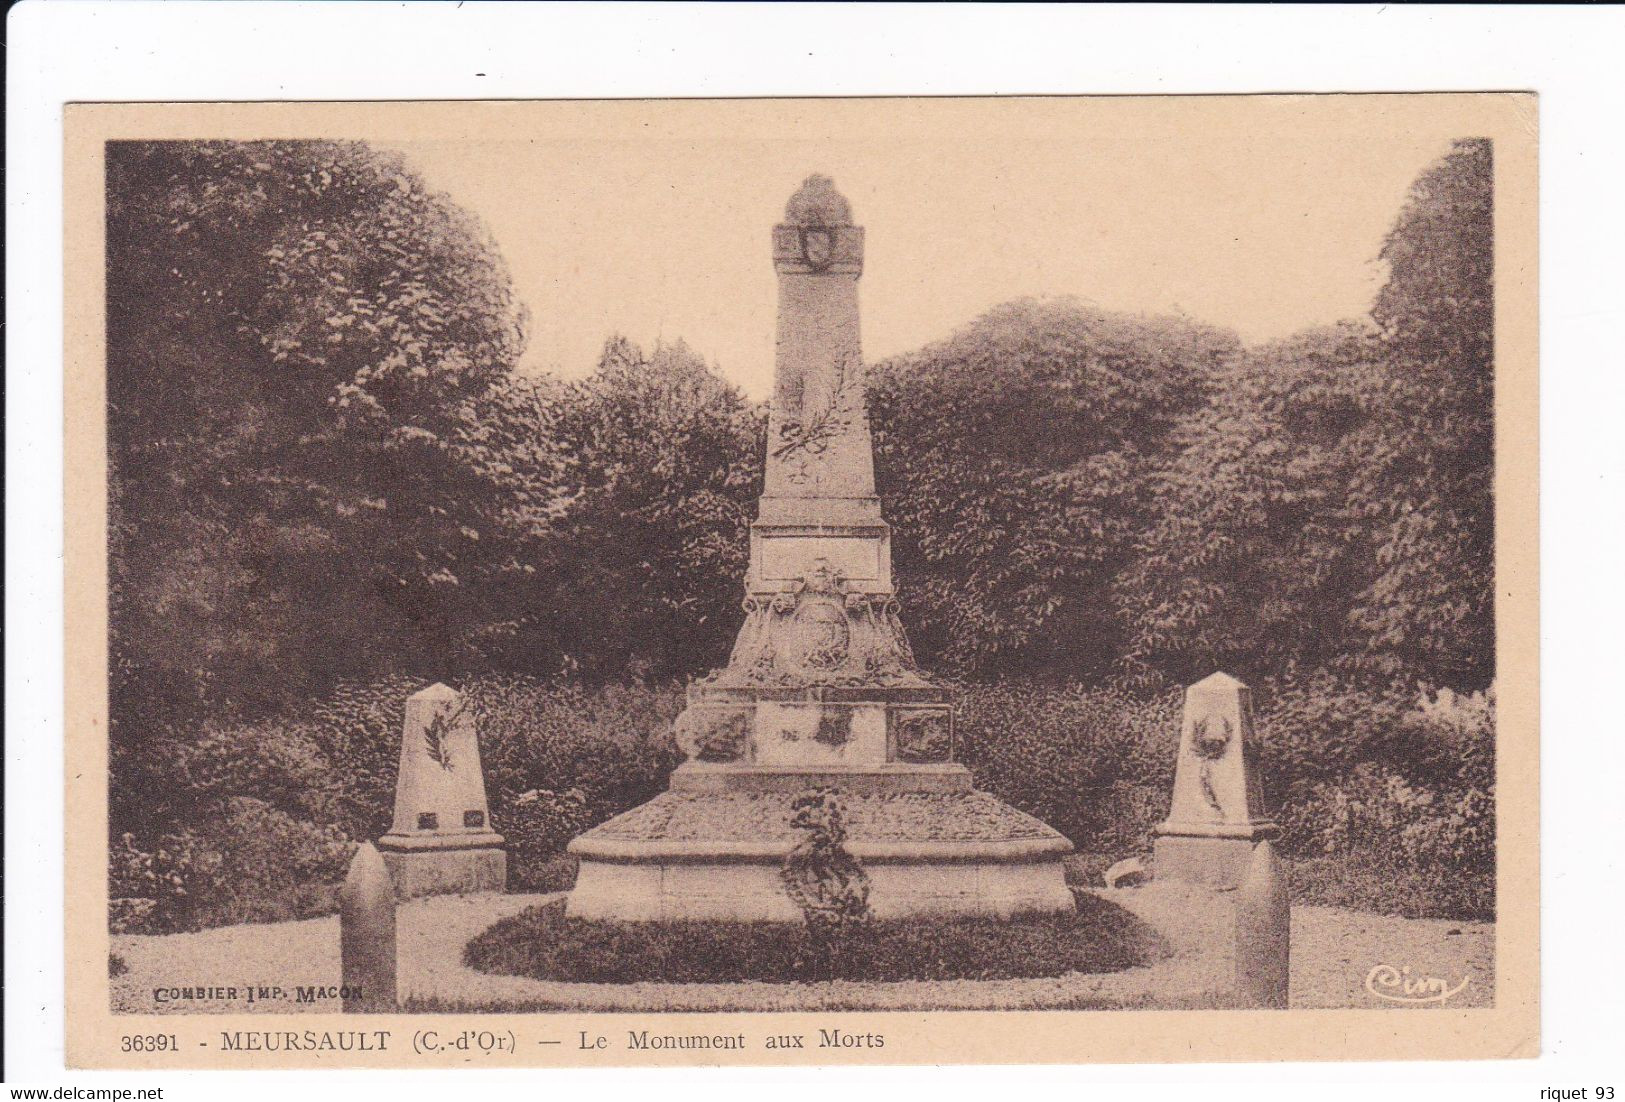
top-left (567, 176), bottom-right (1073, 922)
top-left (1152, 672), bottom-right (1280, 888)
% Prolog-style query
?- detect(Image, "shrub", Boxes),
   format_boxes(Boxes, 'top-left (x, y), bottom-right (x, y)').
top-left (500, 788), bottom-right (592, 890)
top-left (1273, 683), bottom-right (1495, 920)
top-left (108, 898), bottom-right (158, 935)
top-left (1252, 669), bottom-right (1417, 803)
top-left (463, 895), bottom-right (1162, 984)
top-left (1091, 781), bottom-right (1170, 859)
top-left (108, 675), bottom-right (408, 932)
top-left (111, 830), bottom-right (206, 931)
top-left (109, 674), bottom-right (683, 928)
top-left (306, 675), bottom-right (424, 840)
top-left (1289, 853), bottom-right (1493, 921)
top-left (1280, 762), bottom-right (1492, 871)
top-left (521, 854), bottom-right (581, 894)
top-left (468, 675), bottom-right (684, 882)
top-left (1400, 683), bottom-right (1496, 797)
top-left (174, 720), bottom-right (342, 827)
top-left (111, 799), bottom-right (353, 932)
top-left (956, 674), bottom-right (1494, 920)
top-left (956, 681), bottom-right (1181, 849)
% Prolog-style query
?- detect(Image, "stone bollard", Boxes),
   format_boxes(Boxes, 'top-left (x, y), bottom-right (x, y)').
top-left (339, 843), bottom-right (397, 1012)
top-left (1234, 839), bottom-right (1290, 1009)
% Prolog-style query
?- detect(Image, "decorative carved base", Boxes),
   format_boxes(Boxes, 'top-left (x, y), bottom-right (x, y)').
top-left (672, 556), bottom-right (955, 772)
top-left (704, 557), bottom-right (928, 692)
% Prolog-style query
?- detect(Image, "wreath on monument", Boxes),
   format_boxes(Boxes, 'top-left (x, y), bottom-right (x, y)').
top-left (1191, 715), bottom-right (1232, 816)
top-left (1192, 715), bottom-right (1232, 759)
top-left (781, 790), bottom-right (872, 979)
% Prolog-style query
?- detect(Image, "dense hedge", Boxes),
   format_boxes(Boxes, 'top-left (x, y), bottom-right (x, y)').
top-left (955, 683), bottom-right (1181, 856)
top-left (110, 673), bottom-right (1494, 932)
top-left (463, 895), bottom-right (1161, 983)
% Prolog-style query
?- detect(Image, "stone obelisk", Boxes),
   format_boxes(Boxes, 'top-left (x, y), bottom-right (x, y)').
top-left (377, 683), bottom-right (506, 898)
top-left (566, 176), bottom-right (1072, 922)
top-left (1153, 672), bottom-right (1280, 888)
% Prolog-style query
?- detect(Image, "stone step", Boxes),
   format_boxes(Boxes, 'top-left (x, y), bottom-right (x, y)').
top-left (669, 761), bottom-right (973, 794)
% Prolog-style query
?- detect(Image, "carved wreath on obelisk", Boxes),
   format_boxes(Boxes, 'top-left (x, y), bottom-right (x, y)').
top-left (799, 226), bottom-right (836, 272)
top-left (1191, 714), bottom-right (1233, 816)
top-left (675, 706), bottom-right (751, 763)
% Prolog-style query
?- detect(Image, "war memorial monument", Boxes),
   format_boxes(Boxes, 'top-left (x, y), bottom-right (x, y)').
top-left (565, 176), bottom-right (1076, 922)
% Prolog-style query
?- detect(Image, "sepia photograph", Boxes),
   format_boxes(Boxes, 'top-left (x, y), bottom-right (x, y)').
top-left (59, 92), bottom-right (1538, 1068)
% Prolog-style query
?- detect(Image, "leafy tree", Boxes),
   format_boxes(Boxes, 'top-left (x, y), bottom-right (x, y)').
top-left (106, 140), bottom-right (558, 720)
top-left (1355, 137), bottom-right (1494, 683)
top-left (869, 298), bottom-right (1238, 677)
top-left (539, 337), bottom-right (765, 678)
top-left (1119, 139), bottom-right (1494, 688)
top-left (1115, 322), bottom-right (1388, 684)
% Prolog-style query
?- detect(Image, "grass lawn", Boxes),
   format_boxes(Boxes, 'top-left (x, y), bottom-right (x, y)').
top-left (463, 894), bottom-right (1165, 985)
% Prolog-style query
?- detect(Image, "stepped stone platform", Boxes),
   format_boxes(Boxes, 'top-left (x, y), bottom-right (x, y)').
top-left (568, 773), bottom-right (1074, 922)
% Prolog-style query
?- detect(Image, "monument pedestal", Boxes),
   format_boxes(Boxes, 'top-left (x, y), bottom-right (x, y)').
top-left (570, 765), bottom-right (1072, 922)
top-left (377, 835), bottom-right (507, 899)
top-left (569, 674), bottom-right (1076, 921)
top-left (564, 176), bottom-right (1073, 923)
top-left (1152, 828), bottom-right (1277, 889)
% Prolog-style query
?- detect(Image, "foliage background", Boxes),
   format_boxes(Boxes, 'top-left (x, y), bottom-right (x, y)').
top-left (106, 138), bottom-right (1496, 931)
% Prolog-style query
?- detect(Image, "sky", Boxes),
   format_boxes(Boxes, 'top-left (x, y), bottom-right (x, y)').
top-left (384, 102), bottom-right (1463, 399)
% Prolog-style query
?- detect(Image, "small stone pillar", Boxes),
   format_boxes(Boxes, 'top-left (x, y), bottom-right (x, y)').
top-left (1152, 672), bottom-right (1279, 888)
top-left (377, 683), bottom-right (506, 898)
top-left (1234, 840), bottom-right (1291, 1008)
top-left (340, 843), bottom-right (397, 1012)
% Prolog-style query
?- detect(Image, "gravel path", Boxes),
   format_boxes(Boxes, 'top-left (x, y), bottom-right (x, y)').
top-left (1107, 885), bottom-right (1491, 1010)
top-left (111, 884), bottom-right (1491, 1014)
top-left (112, 893), bottom-right (557, 1015)
top-left (1289, 903), bottom-right (1491, 1009)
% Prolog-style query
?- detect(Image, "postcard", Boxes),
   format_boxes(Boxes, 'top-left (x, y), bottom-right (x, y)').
top-left (63, 93), bottom-right (1537, 1068)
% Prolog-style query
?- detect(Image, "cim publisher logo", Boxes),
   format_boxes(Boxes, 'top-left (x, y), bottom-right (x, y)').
top-left (1364, 963), bottom-right (1470, 1005)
